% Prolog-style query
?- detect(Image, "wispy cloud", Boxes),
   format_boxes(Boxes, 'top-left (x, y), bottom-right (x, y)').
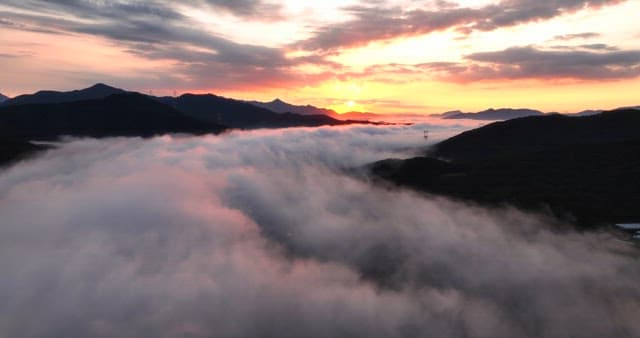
top-left (459, 46), bottom-right (640, 80)
top-left (333, 46), bottom-right (640, 82)
top-left (0, 0), bottom-right (332, 90)
top-left (0, 0), bottom-right (631, 93)
top-left (553, 32), bottom-right (602, 40)
top-left (296, 0), bottom-right (624, 52)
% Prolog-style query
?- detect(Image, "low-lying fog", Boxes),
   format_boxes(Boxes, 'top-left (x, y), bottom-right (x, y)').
top-left (1, 120), bottom-right (639, 338)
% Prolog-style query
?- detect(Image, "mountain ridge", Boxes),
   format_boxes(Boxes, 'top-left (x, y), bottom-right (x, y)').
top-left (0, 92), bottom-right (226, 140)
top-left (434, 108), bottom-right (640, 162)
top-left (162, 94), bottom-right (349, 129)
top-left (247, 98), bottom-right (337, 117)
top-left (2, 83), bottom-right (126, 106)
top-left (370, 108), bottom-right (640, 227)
top-left (442, 108), bottom-right (545, 120)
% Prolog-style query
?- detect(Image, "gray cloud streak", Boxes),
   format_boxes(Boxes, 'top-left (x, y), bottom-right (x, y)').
top-left (0, 0), bottom-right (630, 91)
top-left (1, 124), bottom-right (640, 337)
top-left (463, 46), bottom-right (640, 80)
top-left (297, 0), bottom-right (624, 52)
top-left (553, 32), bottom-right (602, 40)
top-left (0, 0), bottom-right (318, 90)
top-left (202, 0), bottom-right (283, 19)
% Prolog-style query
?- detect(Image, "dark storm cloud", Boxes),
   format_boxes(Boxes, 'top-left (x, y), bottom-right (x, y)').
top-left (1, 125), bottom-right (640, 337)
top-left (297, 0), bottom-right (624, 51)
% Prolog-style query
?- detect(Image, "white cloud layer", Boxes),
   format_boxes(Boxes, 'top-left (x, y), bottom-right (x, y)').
top-left (1, 123), bottom-right (639, 337)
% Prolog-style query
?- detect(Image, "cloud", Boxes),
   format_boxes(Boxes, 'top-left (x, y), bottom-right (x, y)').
top-left (1, 125), bottom-right (640, 337)
top-left (267, 43), bottom-right (640, 85)
top-left (461, 46), bottom-right (640, 80)
top-left (202, 0), bottom-right (283, 20)
top-left (579, 43), bottom-right (619, 51)
top-left (0, 1), bottom-right (329, 90)
top-left (553, 32), bottom-right (602, 40)
top-left (0, 0), bottom-right (629, 92)
top-left (356, 46), bottom-right (640, 82)
top-left (296, 0), bottom-right (624, 52)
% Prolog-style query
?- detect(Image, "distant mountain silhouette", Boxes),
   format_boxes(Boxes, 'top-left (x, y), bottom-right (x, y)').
top-left (164, 94), bottom-right (349, 129)
top-left (247, 98), bottom-right (387, 122)
top-left (563, 109), bottom-right (601, 117)
top-left (443, 108), bottom-right (544, 120)
top-left (247, 98), bottom-right (337, 116)
top-left (2, 83), bottom-right (126, 106)
top-left (437, 110), bottom-right (464, 118)
top-left (370, 108), bottom-right (640, 227)
top-left (0, 93), bottom-right (225, 140)
top-left (0, 93), bottom-right (8, 103)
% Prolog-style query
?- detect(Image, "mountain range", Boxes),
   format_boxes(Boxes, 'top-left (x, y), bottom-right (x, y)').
top-left (160, 94), bottom-right (347, 129)
top-left (0, 83), bottom-right (356, 132)
top-left (247, 98), bottom-right (336, 116)
top-left (247, 98), bottom-right (385, 121)
top-left (440, 108), bottom-right (545, 120)
top-left (1, 83), bottom-right (126, 106)
top-left (0, 92), bottom-right (225, 140)
top-left (370, 108), bottom-right (640, 227)
top-left (0, 83), bottom-right (364, 166)
top-left (434, 108), bottom-right (640, 162)
top-left (0, 93), bottom-right (8, 103)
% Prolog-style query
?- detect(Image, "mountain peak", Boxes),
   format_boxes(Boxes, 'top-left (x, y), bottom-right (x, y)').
top-left (84, 83), bottom-right (123, 93)
top-left (271, 98), bottom-right (286, 104)
top-left (87, 83), bottom-right (115, 90)
top-left (3, 83), bottom-right (126, 106)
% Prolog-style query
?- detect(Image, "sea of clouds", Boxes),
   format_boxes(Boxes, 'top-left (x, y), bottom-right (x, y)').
top-left (1, 121), bottom-right (639, 338)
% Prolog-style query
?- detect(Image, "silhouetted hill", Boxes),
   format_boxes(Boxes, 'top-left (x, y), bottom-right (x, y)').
top-left (167, 94), bottom-right (348, 129)
top-left (435, 110), bottom-right (464, 118)
top-left (443, 108), bottom-right (544, 120)
top-left (2, 83), bottom-right (126, 106)
top-left (0, 93), bottom-right (8, 103)
top-left (248, 98), bottom-right (337, 116)
top-left (434, 109), bottom-right (640, 162)
top-left (370, 108), bottom-right (640, 227)
top-left (0, 93), bottom-right (225, 140)
top-left (0, 136), bottom-right (47, 166)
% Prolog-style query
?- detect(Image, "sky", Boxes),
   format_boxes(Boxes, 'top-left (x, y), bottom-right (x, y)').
top-left (0, 0), bottom-right (639, 114)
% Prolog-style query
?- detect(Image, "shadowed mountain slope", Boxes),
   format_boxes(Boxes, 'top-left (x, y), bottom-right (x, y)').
top-left (248, 98), bottom-right (337, 116)
top-left (370, 109), bottom-right (640, 227)
top-left (0, 93), bottom-right (225, 140)
top-left (167, 94), bottom-right (348, 129)
top-left (434, 109), bottom-right (640, 162)
top-left (2, 83), bottom-right (126, 106)
top-left (0, 136), bottom-right (47, 167)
